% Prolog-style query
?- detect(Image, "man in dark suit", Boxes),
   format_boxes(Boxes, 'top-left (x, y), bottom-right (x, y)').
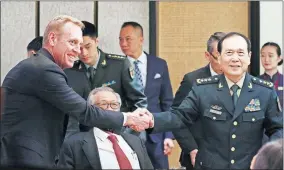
top-left (64, 21), bottom-right (147, 138)
top-left (0, 15), bottom-right (151, 169)
top-left (119, 21), bottom-right (174, 169)
top-left (57, 87), bottom-right (153, 169)
top-left (173, 32), bottom-right (225, 170)
top-left (148, 32), bottom-right (283, 169)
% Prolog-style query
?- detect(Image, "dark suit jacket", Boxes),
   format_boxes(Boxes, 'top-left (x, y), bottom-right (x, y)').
top-left (56, 129), bottom-right (153, 169)
top-left (0, 48), bottom-right (124, 168)
top-left (150, 74), bottom-right (283, 169)
top-left (144, 54), bottom-right (174, 143)
top-left (64, 49), bottom-right (147, 137)
top-left (172, 65), bottom-right (211, 168)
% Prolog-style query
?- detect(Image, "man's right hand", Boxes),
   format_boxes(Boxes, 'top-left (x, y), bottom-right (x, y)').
top-left (190, 149), bottom-right (198, 167)
top-left (124, 108), bottom-right (153, 131)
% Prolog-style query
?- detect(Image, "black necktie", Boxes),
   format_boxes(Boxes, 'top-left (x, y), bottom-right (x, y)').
top-left (88, 67), bottom-right (95, 85)
top-left (231, 84), bottom-right (239, 109)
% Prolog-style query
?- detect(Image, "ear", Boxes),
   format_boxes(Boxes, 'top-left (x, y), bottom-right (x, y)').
top-left (248, 51), bottom-right (252, 65)
top-left (48, 32), bottom-right (57, 46)
top-left (277, 55), bottom-right (283, 62)
top-left (205, 52), bottom-right (210, 61)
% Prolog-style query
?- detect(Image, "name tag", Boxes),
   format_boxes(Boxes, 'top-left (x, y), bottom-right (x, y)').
top-left (278, 86), bottom-right (283, 91)
top-left (209, 109), bottom-right (222, 115)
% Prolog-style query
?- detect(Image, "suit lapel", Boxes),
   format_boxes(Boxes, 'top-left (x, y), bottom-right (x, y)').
top-left (216, 74), bottom-right (234, 116)
top-left (233, 74), bottom-right (254, 119)
top-left (145, 54), bottom-right (154, 95)
top-left (121, 133), bottom-right (144, 169)
top-left (82, 130), bottom-right (102, 169)
top-left (93, 51), bottom-right (107, 88)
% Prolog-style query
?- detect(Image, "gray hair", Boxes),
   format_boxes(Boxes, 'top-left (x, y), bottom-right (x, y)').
top-left (207, 32), bottom-right (226, 53)
top-left (87, 87), bottom-right (122, 107)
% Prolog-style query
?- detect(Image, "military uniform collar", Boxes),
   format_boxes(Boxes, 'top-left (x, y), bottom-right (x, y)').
top-left (225, 73), bottom-right (246, 90)
top-left (263, 71), bottom-right (280, 82)
top-left (84, 50), bottom-right (101, 70)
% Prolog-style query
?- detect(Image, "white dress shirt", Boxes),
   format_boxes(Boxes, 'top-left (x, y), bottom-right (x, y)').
top-left (93, 127), bottom-right (140, 169)
top-left (209, 63), bottom-right (218, 76)
top-left (127, 52), bottom-right (147, 87)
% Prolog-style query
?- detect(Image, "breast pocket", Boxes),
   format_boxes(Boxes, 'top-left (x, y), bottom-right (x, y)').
top-left (242, 111), bottom-right (265, 131)
top-left (203, 109), bottom-right (227, 121)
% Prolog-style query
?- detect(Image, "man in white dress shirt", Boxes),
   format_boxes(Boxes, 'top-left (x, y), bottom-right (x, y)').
top-left (56, 87), bottom-right (153, 169)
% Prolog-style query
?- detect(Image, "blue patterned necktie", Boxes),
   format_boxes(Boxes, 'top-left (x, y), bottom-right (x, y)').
top-left (134, 60), bottom-right (144, 88)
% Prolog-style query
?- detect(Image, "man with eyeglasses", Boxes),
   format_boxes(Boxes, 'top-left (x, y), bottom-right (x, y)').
top-left (172, 32), bottom-right (226, 170)
top-left (57, 87), bottom-right (153, 169)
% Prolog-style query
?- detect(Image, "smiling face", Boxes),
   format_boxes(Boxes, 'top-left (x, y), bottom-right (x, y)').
top-left (50, 22), bottom-right (83, 69)
top-left (219, 35), bottom-right (251, 82)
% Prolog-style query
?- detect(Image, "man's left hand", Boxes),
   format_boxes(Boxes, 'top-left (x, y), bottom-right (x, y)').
top-left (163, 138), bottom-right (175, 155)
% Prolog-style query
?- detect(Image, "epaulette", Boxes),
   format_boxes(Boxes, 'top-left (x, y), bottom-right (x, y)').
top-left (251, 77), bottom-right (273, 89)
top-left (196, 76), bottom-right (219, 85)
top-left (106, 54), bottom-right (126, 60)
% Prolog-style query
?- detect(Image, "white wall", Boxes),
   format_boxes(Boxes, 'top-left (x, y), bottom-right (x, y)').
top-left (259, 1), bottom-right (283, 74)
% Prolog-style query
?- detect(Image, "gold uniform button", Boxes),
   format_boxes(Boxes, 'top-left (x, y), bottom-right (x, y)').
top-left (232, 134), bottom-right (236, 139)
top-left (231, 147), bottom-right (235, 151)
top-left (233, 121), bottom-right (238, 126)
top-left (252, 118), bottom-right (256, 122)
top-left (231, 160), bottom-right (235, 164)
top-left (213, 117), bottom-right (216, 120)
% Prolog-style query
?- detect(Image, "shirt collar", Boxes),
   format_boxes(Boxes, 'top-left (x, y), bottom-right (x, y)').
top-left (84, 50), bottom-right (101, 70)
top-left (127, 51), bottom-right (147, 64)
top-left (209, 63), bottom-right (218, 76)
top-left (93, 127), bottom-right (119, 142)
top-left (264, 71), bottom-right (279, 81)
top-left (225, 73), bottom-right (246, 89)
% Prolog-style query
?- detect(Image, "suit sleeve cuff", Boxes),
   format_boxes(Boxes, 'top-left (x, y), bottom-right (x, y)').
top-left (122, 112), bottom-right (127, 126)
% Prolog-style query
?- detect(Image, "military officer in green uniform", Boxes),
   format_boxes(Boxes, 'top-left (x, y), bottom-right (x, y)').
top-left (149, 32), bottom-right (283, 169)
top-left (64, 21), bottom-right (147, 137)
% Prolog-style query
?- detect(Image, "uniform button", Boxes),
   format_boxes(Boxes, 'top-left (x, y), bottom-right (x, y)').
top-left (231, 147), bottom-right (235, 151)
top-left (213, 117), bottom-right (216, 120)
top-left (232, 134), bottom-right (236, 139)
top-left (233, 121), bottom-right (238, 126)
top-left (200, 162), bottom-right (202, 166)
top-left (252, 118), bottom-right (255, 122)
top-left (231, 160), bottom-right (235, 164)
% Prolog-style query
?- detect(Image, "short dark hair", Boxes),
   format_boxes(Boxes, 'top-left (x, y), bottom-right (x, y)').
top-left (261, 42), bottom-right (283, 65)
top-left (82, 21), bottom-right (97, 38)
top-left (121, 21), bottom-right (143, 37)
top-left (27, 36), bottom-right (43, 52)
top-left (217, 32), bottom-right (251, 53)
top-left (253, 139), bottom-right (283, 170)
top-left (207, 32), bottom-right (226, 53)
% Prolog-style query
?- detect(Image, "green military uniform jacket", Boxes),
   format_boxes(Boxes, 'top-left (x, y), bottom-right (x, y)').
top-left (151, 73), bottom-right (283, 169)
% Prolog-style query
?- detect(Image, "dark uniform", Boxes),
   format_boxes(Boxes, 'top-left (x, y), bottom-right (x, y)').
top-left (259, 72), bottom-right (283, 107)
top-left (151, 73), bottom-right (283, 169)
top-left (64, 49), bottom-right (147, 137)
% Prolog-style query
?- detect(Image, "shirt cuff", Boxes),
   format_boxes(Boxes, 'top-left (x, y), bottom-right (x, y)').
top-left (122, 112), bottom-right (127, 126)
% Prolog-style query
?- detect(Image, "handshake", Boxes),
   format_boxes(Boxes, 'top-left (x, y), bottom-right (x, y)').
top-left (124, 108), bottom-right (154, 132)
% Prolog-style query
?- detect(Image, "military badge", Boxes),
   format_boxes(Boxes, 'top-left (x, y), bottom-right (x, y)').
top-left (211, 105), bottom-right (222, 110)
top-left (101, 60), bottom-right (106, 66)
top-left (218, 82), bottom-right (223, 88)
top-left (102, 80), bottom-right (116, 87)
top-left (209, 109), bottom-right (222, 115)
top-left (129, 66), bottom-right (135, 79)
top-left (248, 82), bottom-right (252, 89)
top-left (245, 98), bottom-right (261, 112)
top-left (278, 86), bottom-right (283, 91)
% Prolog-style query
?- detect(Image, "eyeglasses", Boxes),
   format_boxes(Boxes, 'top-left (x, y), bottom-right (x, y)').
top-left (95, 102), bottom-right (120, 110)
top-left (209, 52), bottom-right (219, 61)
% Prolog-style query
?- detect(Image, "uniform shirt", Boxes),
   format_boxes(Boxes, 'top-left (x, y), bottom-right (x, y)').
top-left (225, 73), bottom-right (246, 96)
top-left (93, 127), bottom-right (140, 169)
top-left (127, 52), bottom-right (147, 87)
top-left (84, 51), bottom-right (100, 79)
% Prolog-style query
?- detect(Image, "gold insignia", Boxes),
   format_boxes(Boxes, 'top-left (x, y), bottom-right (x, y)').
top-left (268, 82), bottom-right (273, 88)
top-left (219, 82), bottom-right (223, 88)
top-left (253, 78), bottom-right (256, 81)
top-left (248, 82), bottom-right (252, 89)
top-left (101, 60), bottom-right (106, 66)
top-left (259, 80), bottom-right (263, 83)
top-left (215, 78), bottom-right (218, 80)
top-left (197, 79), bottom-right (202, 84)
